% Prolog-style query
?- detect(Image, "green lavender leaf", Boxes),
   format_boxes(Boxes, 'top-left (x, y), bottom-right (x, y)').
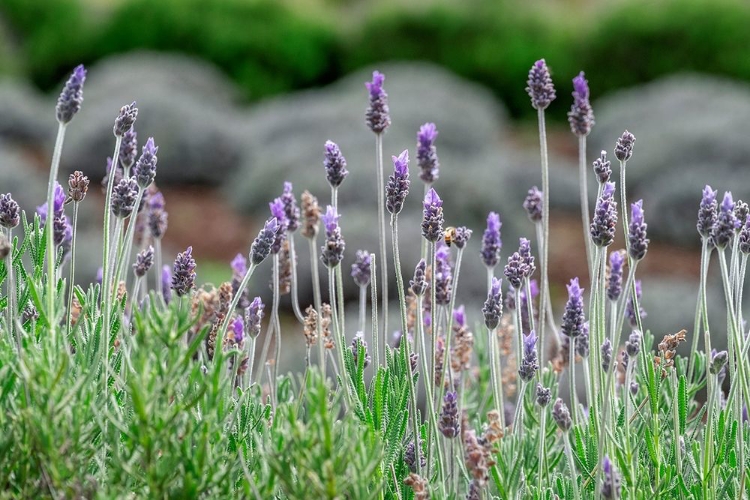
top-left (678, 374), bottom-right (687, 434)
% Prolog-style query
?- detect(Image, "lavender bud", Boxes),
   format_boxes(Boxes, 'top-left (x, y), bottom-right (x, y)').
top-left (526, 59), bottom-right (556, 110)
top-left (133, 245), bottom-right (154, 278)
top-left (452, 226), bottom-right (472, 249)
top-left (230, 253), bottom-right (250, 309)
top-left (439, 391), bottom-right (461, 438)
top-left (245, 297), bottom-right (264, 338)
top-left (523, 186), bottom-right (543, 223)
top-left (230, 316), bottom-right (244, 345)
top-left (365, 71), bottom-right (391, 134)
top-left (590, 182), bottom-right (618, 247)
top-left (504, 252), bottom-right (526, 290)
top-left (601, 456), bottom-right (622, 499)
top-left (625, 280), bottom-right (646, 328)
top-left (269, 198), bottom-right (288, 254)
top-left (568, 71), bottom-right (594, 137)
top-left (628, 200), bottom-right (649, 261)
top-left (481, 212), bottom-right (502, 268)
top-left (351, 250), bottom-right (372, 287)
top-left (350, 332), bottom-right (371, 368)
top-left (593, 150), bottom-right (612, 184)
top-left (68, 171), bottom-right (90, 203)
top-left (410, 351), bottom-right (419, 373)
top-left (22, 303), bottom-right (39, 323)
top-left (119, 128), bottom-right (138, 170)
top-left (56, 64), bottom-right (86, 124)
top-left (161, 265), bottom-right (172, 304)
top-left (518, 330), bottom-right (539, 382)
top-left (561, 278), bottom-right (585, 338)
top-left (0, 193), bottom-right (21, 229)
top-left (134, 137), bottom-right (158, 189)
top-left (111, 177), bottom-right (138, 219)
top-left (386, 149), bottom-right (410, 215)
top-left (434, 243), bottom-right (453, 306)
top-left (630, 381), bottom-right (639, 396)
top-left (410, 259), bottom-right (427, 296)
top-left (697, 185), bottom-right (718, 241)
top-left (148, 191), bottom-right (168, 239)
top-left (614, 131), bottom-right (635, 162)
top-left (740, 220), bottom-right (750, 254)
top-left (607, 250), bottom-right (625, 301)
top-left (421, 188), bottom-right (444, 243)
top-left (625, 330), bottom-right (642, 358)
top-left (404, 440), bottom-right (426, 473)
top-left (735, 200), bottom-right (749, 228)
top-left (416, 122), bottom-right (439, 184)
top-left (482, 277), bottom-right (503, 330)
top-left (710, 350), bottom-right (728, 375)
top-left (323, 140), bottom-right (349, 189)
top-left (711, 191), bottom-right (736, 248)
top-left (601, 339), bottom-right (613, 372)
top-left (576, 322), bottom-right (590, 358)
top-left (552, 398), bottom-right (572, 431)
top-left (536, 383), bottom-right (551, 406)
top-left (51, 215), bottom-right (68, 246)
top-left (251, 217), bottom-right (280, 265)
top-left (171, 246), bottom-right (196, 297)
top-left (113, 101), bottom-right (138, 137)
top-left (321, 205), bottom-right (345, 268)
top-left (519, 238), bottom-right (535, 278)
top-left (280, 182), bottom-right (300, 233)
top-left (37, 182), bottom-right (66, 223)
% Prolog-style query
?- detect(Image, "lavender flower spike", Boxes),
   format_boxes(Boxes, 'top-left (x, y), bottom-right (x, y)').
top-left (526, 59), bottom-right (556, 110)
top-left (601, 338), bottom-right (613, 372)
top-left (518, 330), bottom-right (539, 382)
top-left (601, 455), bottom-right (622, 499)
top-left (161, 265), bottom-right (172, 304)
top-left (250, 217), bottom-right (280, 265)
top-left (590, 181), bottom-right (618, 247)
top-left (119, 128), bottom-right (138, 170)
top-left (171, 246), bottom-right (197, 297)
top-left (281, 182), bottom-right (300, 233)
top-left (697, 185), bottom-right (718, 242)
top-left (536, 383), bottom-right (551, 406)
top-left (519, 238), bottom-right (535, 278)
top-left (134, 137), bottom-right (158, 189)
top-left (568, 71), bottom-right (594, 137)
top-left (438, 391), bottom-right (460, 438)
top-left (552, 398), bottom-right (572, 431)
top-left (56, 64), bottom-right (86, 124)
top-left (628, 200), bottom-right (649, 260)
top-left (321, 205), bottom-right (345, 268)
top-left (113, 101), bottom-right (138, 137)
top-left (269, 198), bottom-right (288, 254)
top-left (416, 123), bottom-right (439, 184)
top-left (523, 187), bottom-right (543, 223)
top-left (504, 252), bottom-right (526, 290)
top-left (481, 212), bottom-right (502, 268)
top-left (148, 191), bottom-right (168, 239)
top-left (614, 130), bottom-right (635, 162)
top-left (561, 278), bottom-right (585, 338)
top-left (740, 220), bottom-right (750, 254)
top-left (593, 150), bottom-right (612, 184)
top-left (245, 297), bottom-right (264, 338)
top-left (452, 227), bottom-right (472, 249)
top-left (607, 250), bottom-right (625, 301)
top-left (410, 259), bottom-right (427, 296)
top-left (351, 250), bottom-right (372, 287)
top-left (421, 188), bottom-right (444, 243)
top-left (711, 191), bottom-right (736, 249)
top-left (365, 71), bottom-right (391, 134)
top-left (323, 140), bottom-right (349, 189)
top-left (110, 177), bottom-right (139, 219)
top-left (0, 193), bottom-right (20, 229)
top-left (133, 245), bottom-right (154, 278)
top-left (482, 277), bottom-right (503, 330)
top-left (386, 149), bottom-right (410, 215)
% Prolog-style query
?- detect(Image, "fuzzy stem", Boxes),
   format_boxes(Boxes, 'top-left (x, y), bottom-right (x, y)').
top-left (569, 334), bottom-right (578, 429)
top-left (513, 381), bottom-right (527, 436)
top-left (272, 254), bottom-right (282, 405)
top-left (370, 253), bottom-right (379, 370)
top-left (579, 135), bottom-right (594, 285)
top-left (417, 294), bottom-right (438, 477)
top-left (358, 285), bottom-right (367, 335)
top-left (535, 222), bottom-right (559, 340)
top-left (113, 189), bottom-right (146, 289)
top-left (486, 268), bottom-right (505, 428)
top-left (66, 203), bottom-right (79, 337)
top-left (537, 108), bottom-right (551, 369)
top-left (218, 263), bottom-right (257, 344)
top-left (430, 242), bottom-right (438, 395)
top-left (5, 228), bottom-right (19, 355)
top-left (154, 238), bottom-right (163, 305)
top-left (256, 257), bottom-right (279, 386)
top-left (375, 133), bottom-right (389, 360)
top-left (288, 234), bottom-right (305, 323)
top-left (537, 408), bottom-right (547, 494)
top-left (329, 265), bottom-right (350, 408)
top-left (308, 237), bottom-right (326, 374)
top-left (46, 122), bottom-right (67, 337)
top-left (129, 276), bottom-right (142, 318)
top-left (564, 433), bottom-right (581, 500)
top-left (246, 336), bottom-right (257, 388)
top-left (101, 134), bottom-right (123, 341)
top-left (437, 246), bottom-right (464, 404)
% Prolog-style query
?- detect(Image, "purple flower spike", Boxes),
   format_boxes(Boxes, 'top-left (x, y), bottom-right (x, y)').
top-left (601, 338), bottom-right (613, 372)
top-left (481, 212), bottom-right (502, 268)
top-left (134, 137), bottom-right (158, 189)
top-left (561, 277), bottom-right (585, 339)
top-left (697, 185), bottom-right (718, 241)
top-left (421, 188), bottom-right (444, 243)
top-left (231, 253), bottom-right (250, 309)
top-left (56, 64), bottom-right (86, 124)
top-left (148, 191), bottom-right (168, 239)
top-left (119, 128), bottom-right (138, 170)
top-left (625, 280), bottom-right (646, 328)
top-left (519, 238), bottom-right (535, 278)
top-left (0, 193), bottom-right (21, 229)
top-left (439, 391), bottom-right (460, 438)
top-left (38, 181), bottom-right (66, 222)
top-left (110, 177), bottom-right (138, 219)
top-left (518, 330), bottom-right (539, 382)
top-left (351, 250), bottom-right (372, 287)
top-left (607, 250), bottom-right (625, 301)
top-left (593, 150), bottom-right (612, 184)
top-left (251, 217), bottom-right (280, 265)
top-left (321, 205), bottom-right (345, 268)
top-left (504, 252), bottom-right (526, 290)
top-left (523, 187), bottom-right (543, 223)
top-left (133, 245), bottom-right (154, 278)
top-left (323, 140), bottom-right (349, 189)
top-left (269, 198), bottom-right (288, 254)
top-left (161, 265), bottom-right (172, 304)
top-left (410, 259), bottom-right (427, 296)
top-left (614, 130), bottom-right (636, 162)
top-left (245, 297), bottom-right (264, 338)
top-left (171, 246), bottom-right (197, 297)
top-left (386, 149), bottom-right (410, 215)
top-left (231, 253), bottom-right (247, 277)
top-left (417, 122), bottom-right (439, 184)
top-left (536, 383), bottom-right (551, 406)
top-left (526, 59), bottom-right (556, 111)
top-left (114, 101), bottom-right (138, 137)
top-left (365, 71), bottom-right (391, 134)
top-left (281, 182), bottom-right (300, 233)
top-left (628, 200), bottom-right (649, 261)
top-left (230, 316), bottom-right (244, 345)
top-left (552, 398), bottom-right (572, 431)
top-left (601, 455), bottom-right (621, 499)
top-left (590, 181), bottom-right (618, 247)
top-left (576, 322), bottom-right (590, 358)
top-left (568, 71), bottom-right (594, 137)
top-left (711, 191), bottom-right (736, 248)
top-left (453, 305), bottom-right (466, 328)
top-left (452, 226), bottom-right (472, 249)
top-left (483, 277), bottom-right (503, 330)
top-left (740, 220), bottom-right (750, 254)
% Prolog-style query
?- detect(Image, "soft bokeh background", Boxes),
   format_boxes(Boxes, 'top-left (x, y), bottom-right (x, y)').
top-left (2, 0), bottom-right (750, 369)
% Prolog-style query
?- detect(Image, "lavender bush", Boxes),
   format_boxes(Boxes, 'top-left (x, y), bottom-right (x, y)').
top-left (0, 60), bottom-right (746, 500)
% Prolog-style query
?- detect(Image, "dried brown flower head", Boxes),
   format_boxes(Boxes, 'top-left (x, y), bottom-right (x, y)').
top-left (68, 171), bottom-right (90, 203)
top-left (301, 190), bottom-right (320, 239)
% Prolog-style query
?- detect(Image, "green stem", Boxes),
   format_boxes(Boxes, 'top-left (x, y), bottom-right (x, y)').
top-left (46, 122), bottom-right (67, 337)
top-left (370, 252), bottom-right (379, 370)
top-left (537, 108), bottom-right (551, 368)
top-left (564, 433), bottom-right (581, 500)
top-left (308, 237), bottom-right (326, 374)
top-left (272, 253), bottom-right (282, 405)
top-left (66, 203), bottom-right (79, 337)
top-left (537, 409), bottom-right (547, 494)
top-left (287, 234), bottom-right (305, 324)
top-left (375, 133), bottom-right (389, 359)
top-left (437, 246), bottom-right (465, 407)
top-left (486, 268), bottom-right (505, 428)
top-left (578, 135), bottom-right (593, 285)
top-left (256, 255), bottom-right (279, 388)
top-left (113, 189), bottom-right (145, 292)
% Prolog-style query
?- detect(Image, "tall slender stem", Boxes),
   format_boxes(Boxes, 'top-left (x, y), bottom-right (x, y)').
top-left (430, 242), bottom-right (438, 396)
top-left (578, 135), bottom-right (593, 285)
top-left (46, 122), bottom-right (67, 337)
top-left (257, 255), bottom-right (280, 386)
top-left (537, 409), bottom-right (547, 494)
top-left (113, 190), bottom-right (146, 289)
top-left (219, 263), bottom-right (257, 343)
top-left (513, 381), bottom-right (527, 436)
top-left (569, 334), bottom-right (578, 429)
top-left (308, 238), bottom-right (326, 373)
top-left (66, 203), bottom-right (80, 336)
top-left (272, 253), bottom-right (282, 404)
top-left (5, 228), bottom-right (19, 353)
top-left (437, 247), bottom-right (464, 404)
top-left (370, 253), bottom-right (379, 370)
top-left (358, 285), bottom-right (367, 334)
top-left (564, 433), bottom-right (581, 500)
top-left (486, 268), bottom-right (504, 428)
top-left (154, 238), bottom-right (163, 304)
top-left (375, 133), bottom-right (389, 359)
top-left (288, 234), bottom-right (305, 323)
top-left (537, 108), bottom-right (551, 368)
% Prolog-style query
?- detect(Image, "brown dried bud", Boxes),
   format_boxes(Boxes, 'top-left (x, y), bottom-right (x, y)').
top-left (68, 171), bottom-right (90, 203)
top-left (303, 305), bottom-right (319, 347)
top-left (301, 190), bottom-right (320, 239)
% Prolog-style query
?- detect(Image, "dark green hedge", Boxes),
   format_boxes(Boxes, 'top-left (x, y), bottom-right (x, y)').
top-left (2, 0), bottom-right (750, 119)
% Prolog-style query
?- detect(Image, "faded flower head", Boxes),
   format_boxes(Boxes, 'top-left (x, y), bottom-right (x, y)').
top-left (710, 349), bottom-right (728, 376)
top-left (365, 71), bottom-right (391, 134)
top-left (113, 101), bottom-right (138, 137)
top-left (56, 64), bottom-right (86, 124)
top-left (171, 246), bottom-right (197, 297)
top-left (439, 391), bottom-right (461, 438)
top-left (614, 130), bottom-right (635, 162)
top-left (590, 182), bottom-right (618, 247)
top-left (593, 150), bottom-right (612, 184)
top-left (518, 238), bottom-right (535, 278)
top-left (0, 193), bottom-right (21, 229)
top-left (245, 297), bottom-right (264, 338)
top-left (133, 245), bottom-right (154, 278)
top-left (323, 140), bottom-right (349, 189)
top-left (740, 220), bottom-right (750, 254)
top-left (148, 190), bottom-right (168, 239)
top-left (523, 186), bottom-right (543, 223)
top-left (416, 122), bottom-right (439, 184)
top-left (68, 171), bottom-right (90, 203)
top-left (526, 59), bottom-right (556, 110)
top-left (386, 149), bottom-right (410, 215)
top-left (351, 250), bottom-right (372, 287)
top-left (697, 185), bottom-right (718, 241)
top-left (481, 212), bottom-right (502, 268)
top-left (628, 200), bottom-right (649, 261)
top-left (601, 455), bottom-right (621, 499)
top-left (301, 190), bottom-right (320, 239)
top-left (482, 277), bottom-right (503, 330)
top-left (561, 278), bottom-right (585, 338)
top-left (421, 188), bottom-right (444, 243)
top-left (251, 217), bottom-right (280, 265)
top-left (568, 71), bottom-right (594, 136)
top-left (626, 329), bottom-right (642, 357)
top-left (601, 338), bottom-right (613, 372)
top-left (134, 137), bottom-right (158, 189)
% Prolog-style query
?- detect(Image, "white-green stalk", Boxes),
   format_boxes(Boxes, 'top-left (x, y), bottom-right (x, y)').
top-left (113, 189), bottom-right (146, 287)
top-left (256, 255), bottom-right (280, 386)
top-left (288, 234), bottom-right (305, 323)
top-left (308, 238), bottom-right (326, 373)
top-left (369, 253), bottom-right (379, 370)
top-left (486, 269), bottom-right (505, 428)
top-left (578, 135), bottom-right (594, 283)
top-left (271, 253), bottom-right (282, 402)
top-left (436, 246), bottom-right (464, 406)
top-left (563, 433), bottom-right (581, 500)
top-left (537, 405), bottom-right (547, 494)
top-left (46, 122), bottom-right (67, 337)
top-left (375, 133), bottom-right (389, 358)
top-left (536, 108), bottom-right (551, 370)
top-left (66, 203), bottom-right (80, 336)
